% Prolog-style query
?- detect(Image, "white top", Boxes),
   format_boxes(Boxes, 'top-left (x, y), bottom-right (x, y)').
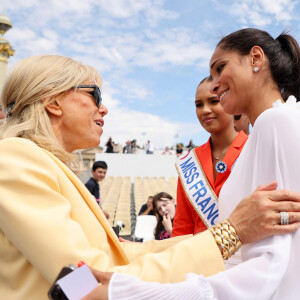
top-left (108, 273), bottom-right (215, 300)
top-left (146, 142), bottom-right (155, 152)
top-left (109, 97), bottom-right (300, 299)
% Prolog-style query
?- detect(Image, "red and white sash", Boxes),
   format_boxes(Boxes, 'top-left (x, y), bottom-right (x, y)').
top-left (176, 149), bottom-right (219, 228)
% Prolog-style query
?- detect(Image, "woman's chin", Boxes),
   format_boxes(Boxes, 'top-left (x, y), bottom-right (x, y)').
top-left (83, 139), bottom-right (101, 150)
top-left (92, 140), bottom-right (101, 148)
top-left (223, 106), bottom-right (238, 116)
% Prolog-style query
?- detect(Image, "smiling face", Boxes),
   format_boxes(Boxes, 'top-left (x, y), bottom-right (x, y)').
top-left (47, 83), bottom-right (108, 152)
top-left (209, 47), bottom-right (254, 116)
top-left (92, 167), bottom-right (107, 182)
top-left (195, 80), bottom-right (233, 134)
top-left (155, 199), bottom-right (176, 219)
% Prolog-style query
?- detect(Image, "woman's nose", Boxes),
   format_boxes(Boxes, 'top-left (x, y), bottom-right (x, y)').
top-left (99, 103), bottom-right (108, 116)
top-left (202, 103), bottom-right (212, 114)
top-left (210, 81), bottom-right (219, 95)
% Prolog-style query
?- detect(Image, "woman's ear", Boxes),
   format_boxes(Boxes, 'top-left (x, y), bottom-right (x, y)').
top-left (250, 46), bottom-right (264, 69)
top-left (172, 198), bottom-right (177, 205)
top-left (44, 100), bottom-right (63, 117)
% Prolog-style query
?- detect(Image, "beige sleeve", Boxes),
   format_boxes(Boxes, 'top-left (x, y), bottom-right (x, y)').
top-left (0, 138), bottom-right (115, 283)
top-left (0, 138), bottom-right (224, 286)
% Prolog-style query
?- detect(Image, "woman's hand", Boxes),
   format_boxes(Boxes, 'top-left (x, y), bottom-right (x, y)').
top-left (162, 214), bottom-right (173, 235)
top-left (229, 181), bottom-right (300, 244)
top-left (81, 268), bottom-right (113, 300)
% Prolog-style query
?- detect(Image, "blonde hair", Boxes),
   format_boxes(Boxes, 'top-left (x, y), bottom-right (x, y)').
top-left (0, 55), bottom-right (102, 164)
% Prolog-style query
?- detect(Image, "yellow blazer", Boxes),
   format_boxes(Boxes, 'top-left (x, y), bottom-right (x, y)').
top-left (0, 138), bottom-right (224, 299)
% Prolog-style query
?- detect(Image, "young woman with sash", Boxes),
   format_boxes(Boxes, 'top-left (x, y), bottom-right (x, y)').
top-left (172, 77), bottom-right (248, 236)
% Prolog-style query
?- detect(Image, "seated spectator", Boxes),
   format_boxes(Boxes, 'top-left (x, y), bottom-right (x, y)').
top-left (153, 192), bottom-right (176, 240)
top-left (85, 161), bottom-right (109, 219)
top-left (138, 196), bottom-right (155, 216)
top-left (161, 146), bottom-right (172, 155)
top-left (234, 114), bottom-right (250, 135)
top-left (105, 137), bottom-right (114, 153)
top-left (131, 139), bottom-right (138, 153)
top-left (123, 140), bottom-right (133, 154)
top-left (186, 139), bottom-right (195, 151)
top-left (176, 144), bottom-right (183, 157)
top-left (145, 140), bottom-right (154, 154)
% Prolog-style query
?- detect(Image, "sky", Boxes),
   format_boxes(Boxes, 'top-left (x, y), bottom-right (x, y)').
top-left (1, 0), bottom-right (300, 149)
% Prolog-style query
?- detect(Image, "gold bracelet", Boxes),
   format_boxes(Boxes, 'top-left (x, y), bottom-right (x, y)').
top-left (209, 219), bottom-right (242, 260)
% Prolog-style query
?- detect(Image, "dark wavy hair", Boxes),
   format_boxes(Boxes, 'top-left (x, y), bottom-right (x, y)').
top-left (217, 28), bottom-right (300, 101)
top-left (198, 75), bottom-right (213, 87)
top-left (152, 192), bottom-right (175, 240)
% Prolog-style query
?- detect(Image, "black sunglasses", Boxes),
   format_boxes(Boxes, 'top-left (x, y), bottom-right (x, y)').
top-left (72, 84), bottom-right (102, 107)
top-left (234, 114), bottom-right (242, 121)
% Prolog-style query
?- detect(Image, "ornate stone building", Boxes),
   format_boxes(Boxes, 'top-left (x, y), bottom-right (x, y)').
top-left (0, 13), bottom-right (14, 118)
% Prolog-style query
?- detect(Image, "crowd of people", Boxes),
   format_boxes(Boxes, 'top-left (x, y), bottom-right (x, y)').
top-left (1, 27), bottom-right (300, 300)
top-left (103, 136), bottom-right (190, 156)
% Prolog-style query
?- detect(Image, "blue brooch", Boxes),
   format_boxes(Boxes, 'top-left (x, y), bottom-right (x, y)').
top-left (216, 161), bottom-right (227, 173)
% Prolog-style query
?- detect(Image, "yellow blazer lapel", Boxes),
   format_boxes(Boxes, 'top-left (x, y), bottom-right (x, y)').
top-left (43, 150), bottom-right (130, 264)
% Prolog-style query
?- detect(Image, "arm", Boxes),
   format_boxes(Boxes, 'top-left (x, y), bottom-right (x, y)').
top-left (208, 107), bottom-right (300, 299)
top-left (83, 181), bottom-right (300, 299)
top-left (138, 204), bottom-right (153, 216)
top-left (139, 208), bottom-right (152, 216)
top-left (162, 214), bottom-right (173, 235)
top-left (0, 138), bottom-right (223, 285)
top-left (82, 270), bottom-right (214, 300)
top-left (117, 167), bottom-right (300, 282)
top-left (117, 229), bottom-right (224, 281)
top-left (172, 179), bottom-right (195, 236)
top-left (0, 139), bottom-right (120, 283)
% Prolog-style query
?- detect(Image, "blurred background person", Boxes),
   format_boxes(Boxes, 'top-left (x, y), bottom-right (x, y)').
top-left (161, 146), bottom-right (172, 155)
top-left (175, 143), bottom-right (183, 157)
top-left (153, 192), bottom-right (176, 240)
top-left (123, 140), bottom-right (133, 154)
top-left (131, 139), bottom-right (138, 153)
top-left (138, 196), bottom-right (155, 216)
top-left (145, 140), bottom-right (154, 154)
top-left (186, 139), bottom-right (195, 151)
top-left (105, 136), bottom-right (115, 153)
top-left (85, 161), bottom-right (109, 219)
